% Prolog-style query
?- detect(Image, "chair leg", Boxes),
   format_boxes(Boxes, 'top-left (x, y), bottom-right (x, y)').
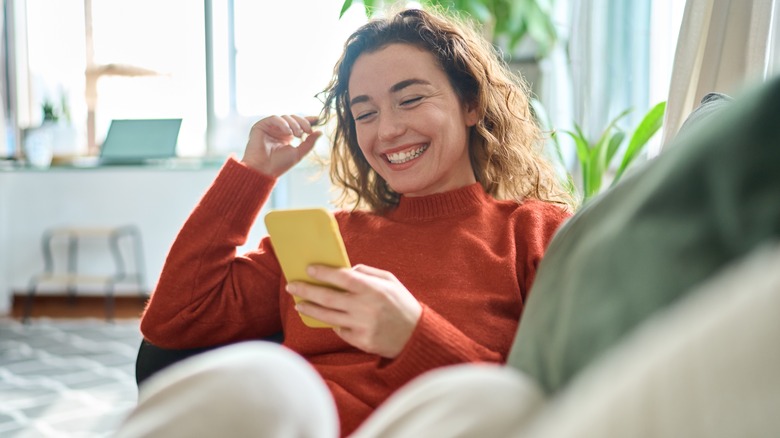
top-left (23, 280), bottom-right (39, 324)
top-left (105, 283), bottom-right (115, 323)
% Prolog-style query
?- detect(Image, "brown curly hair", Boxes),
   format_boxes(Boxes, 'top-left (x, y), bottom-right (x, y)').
top-left (318, 7), bottom-right (573, 212)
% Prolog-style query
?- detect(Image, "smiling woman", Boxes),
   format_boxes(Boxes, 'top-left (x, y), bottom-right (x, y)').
top-left (120, 7), bottom-right (572, 438)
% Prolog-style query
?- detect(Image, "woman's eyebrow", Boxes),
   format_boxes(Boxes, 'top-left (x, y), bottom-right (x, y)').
top-left (349, 78), bottom-right (432, 107)
top-left (389, 78), bottom-right (430, 93)
top-left (350, 95), bottom-right (369, 106)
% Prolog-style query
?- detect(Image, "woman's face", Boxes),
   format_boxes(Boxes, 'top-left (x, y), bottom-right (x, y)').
top-left (348, 43), bottom-right (478, 197)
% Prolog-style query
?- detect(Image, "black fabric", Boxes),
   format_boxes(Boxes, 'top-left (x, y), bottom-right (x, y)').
top-left (135, 332), bottom-right (285, 387)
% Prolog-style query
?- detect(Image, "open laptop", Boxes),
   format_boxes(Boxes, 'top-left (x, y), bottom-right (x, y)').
top-left (98, 118), bottom-right (182, 165)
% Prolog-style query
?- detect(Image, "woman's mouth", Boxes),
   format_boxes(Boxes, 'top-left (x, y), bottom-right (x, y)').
top-left (385, 144), bottom-right (429, 164)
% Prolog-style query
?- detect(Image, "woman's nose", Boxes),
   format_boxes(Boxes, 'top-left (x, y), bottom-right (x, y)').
top-left (377, 112), bottom-right (406, 141)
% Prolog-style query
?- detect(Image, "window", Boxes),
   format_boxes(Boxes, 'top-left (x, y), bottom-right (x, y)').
top-left (208, 0), bottom-right (366, 156)
top-left (13, 0), bottom-right (366, 158)
top-left (21, 0), bottom-right (206, 156)
top-left (9, 0), bottom-right (696, 172)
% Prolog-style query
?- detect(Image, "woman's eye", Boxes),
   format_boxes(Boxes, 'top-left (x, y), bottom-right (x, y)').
top-left (354, 111), bottom-right (375, 121)
top-left (400, 96), bottom-right (423, 106)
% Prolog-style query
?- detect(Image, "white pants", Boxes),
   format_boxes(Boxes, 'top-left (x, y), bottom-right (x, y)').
top-left (116, 342), bottom-right (339, 438)
top-left (117, 244), bottom-right (780, 437)
top-left (116, 342), bottom-right (541, 438)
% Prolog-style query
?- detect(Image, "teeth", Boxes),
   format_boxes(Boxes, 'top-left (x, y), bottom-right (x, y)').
top-left (386, 145), bottom-right (428, 164)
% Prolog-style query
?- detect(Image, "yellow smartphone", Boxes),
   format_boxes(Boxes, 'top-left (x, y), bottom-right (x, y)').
top-left (264, 207), bottom-right (351, 328)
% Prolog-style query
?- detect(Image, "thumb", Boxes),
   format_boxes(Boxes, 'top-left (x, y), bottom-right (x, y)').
top-left (295, 130), bottom-right (323, 159)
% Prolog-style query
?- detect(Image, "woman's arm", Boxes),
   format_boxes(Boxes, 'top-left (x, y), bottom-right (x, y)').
top-left (140, 158), bottom-right (283, 348)
top-left (142, 115), bottom-right (323, 348)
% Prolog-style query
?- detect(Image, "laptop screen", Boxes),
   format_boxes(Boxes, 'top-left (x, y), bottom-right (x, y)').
top-left (99, 119), bottom-right (182, 164)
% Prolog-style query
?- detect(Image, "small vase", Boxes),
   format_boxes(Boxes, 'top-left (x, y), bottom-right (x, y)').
top-left (23, 123), bottom-right (55, 168)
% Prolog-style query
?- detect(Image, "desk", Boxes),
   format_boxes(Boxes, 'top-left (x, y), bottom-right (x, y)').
top-left (0, 160), bottom-right (333, 315)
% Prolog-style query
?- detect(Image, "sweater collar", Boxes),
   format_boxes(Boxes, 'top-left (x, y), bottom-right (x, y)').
top-left (386, 183), bottom-right (490, 221)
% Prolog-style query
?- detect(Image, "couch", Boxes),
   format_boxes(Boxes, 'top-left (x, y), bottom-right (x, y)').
top-left (501, 77), bottom-right (780, 436)
top-left (136, 77), bottom-right (780, 436)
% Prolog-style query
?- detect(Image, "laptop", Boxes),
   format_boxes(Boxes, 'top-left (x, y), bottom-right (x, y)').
top-left (98, 118), bottom-right (182, 165)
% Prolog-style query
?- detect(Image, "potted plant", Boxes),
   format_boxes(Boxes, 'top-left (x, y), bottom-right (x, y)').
top-left (533, 99), bottom-right (667, 205)
top-left (23, 101), bottom-right (57, 167)
top-left (42, 100), bottom-right (59, 123)
top-left (24, 95), bottom-right (77, 167)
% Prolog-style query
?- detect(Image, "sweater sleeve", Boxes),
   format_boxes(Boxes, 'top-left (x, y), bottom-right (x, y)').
top-left (140, 157), bottom-right (285, 348)
top-left (375, 304), bottom-right (504, 388)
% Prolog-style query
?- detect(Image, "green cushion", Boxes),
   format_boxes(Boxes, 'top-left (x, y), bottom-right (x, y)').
top-left (507, 77), bottom-right (780, 394)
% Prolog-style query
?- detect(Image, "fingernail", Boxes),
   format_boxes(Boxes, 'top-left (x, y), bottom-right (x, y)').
top-left (306, 266), bottom-right (316, 277)
top-left (286, 283), bottom-right (295, 293)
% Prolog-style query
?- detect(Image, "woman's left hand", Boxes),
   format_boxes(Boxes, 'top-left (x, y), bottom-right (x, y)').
top-left (286, 264), bottom-right (423, 358)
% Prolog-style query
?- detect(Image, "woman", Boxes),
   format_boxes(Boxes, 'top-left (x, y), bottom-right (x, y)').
top-left (123, 7), bottom-right (572, 438)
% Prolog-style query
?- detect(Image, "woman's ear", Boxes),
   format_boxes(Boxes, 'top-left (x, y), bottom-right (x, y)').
top-left (464, 101), bottom-right (479, 127)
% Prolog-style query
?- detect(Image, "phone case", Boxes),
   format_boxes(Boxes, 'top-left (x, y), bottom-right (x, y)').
top-left (264, 208), bottom-right (351, 328)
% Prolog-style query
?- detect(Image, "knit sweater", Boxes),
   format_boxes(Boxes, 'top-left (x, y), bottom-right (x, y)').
top-left (141, 157), bottom-right (569, 436)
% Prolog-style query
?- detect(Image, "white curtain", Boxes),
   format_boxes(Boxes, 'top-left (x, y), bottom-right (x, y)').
top-left (658, 0), bottom-right (778, 150)
top-left (0, 2), bottom-right (7, 158)
top-left (547, 0), bottom-right (652, 172)
top-left (536, 0), bottom-right (575, 169)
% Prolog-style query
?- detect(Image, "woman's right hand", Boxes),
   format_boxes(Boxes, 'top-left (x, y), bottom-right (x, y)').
top-left (241, 115), bottom-right (322, 177)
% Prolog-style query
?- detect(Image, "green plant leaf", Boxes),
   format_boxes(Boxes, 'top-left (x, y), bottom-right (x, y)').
top-left (593, 130), bottom-right (610, 170)
top-left (492, 1), bottom-right (511, 36)
top-left (506, 0), bottom-right (529, 38)
top-left (363, 0), bottom-right (376, 16)
top-left (507, 0), bottom-right (525, 32)
top-left (522, 0), bottom-right (557, 57)
top-left (571, 107), bottom-right (630, 201)
top-left (613, 101), bottom-right (666, 184)
top-left (566, 126), bottom-right (589, 166)
top-left (507, 18), bottom-right (528, 52)
top-left (466, 1), bottom-right (492, 24)
top-left (602, 107), bottom-right (632, 136)
top-left (605, 130), bottom-right (626, 167)
top-left (586, 131), bottom-right (612, 199)
top-left (340, 0), bottom-right (378, 18)
top-left (595, 108), bottom-right (630, 162)
top-left (339, 0), bottom-right (353, 18)
top-left (585, 156), bottom-right (602, 199)
top-left (563, 126), bottom-right (591, 197)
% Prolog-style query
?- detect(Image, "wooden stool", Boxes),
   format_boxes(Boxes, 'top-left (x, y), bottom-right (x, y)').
top-left (24, 225), bottom-right (147, 322)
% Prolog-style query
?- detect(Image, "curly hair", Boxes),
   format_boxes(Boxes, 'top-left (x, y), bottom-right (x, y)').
top-left (318, 7), bottom-right (573, 212)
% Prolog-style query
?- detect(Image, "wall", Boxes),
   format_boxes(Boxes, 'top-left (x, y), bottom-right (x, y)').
top-left (0, 160), bottom-right (333, 315)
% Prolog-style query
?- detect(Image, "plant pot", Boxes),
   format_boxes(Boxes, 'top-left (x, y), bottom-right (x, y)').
top-left (23, 123), bottom-right (55, 168)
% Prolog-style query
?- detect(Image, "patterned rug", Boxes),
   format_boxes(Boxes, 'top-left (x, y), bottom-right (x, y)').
top-left (0, 318), bottom-right (142, 437)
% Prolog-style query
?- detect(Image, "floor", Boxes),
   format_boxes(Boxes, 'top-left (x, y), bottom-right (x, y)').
top-left (10, 295), bottom-right (147, 320)
top-left (1, 299), bottom-right (143, 437)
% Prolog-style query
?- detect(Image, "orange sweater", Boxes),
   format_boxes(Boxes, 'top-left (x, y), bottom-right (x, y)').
top-left (141, 157), bottom-right (569, 436)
